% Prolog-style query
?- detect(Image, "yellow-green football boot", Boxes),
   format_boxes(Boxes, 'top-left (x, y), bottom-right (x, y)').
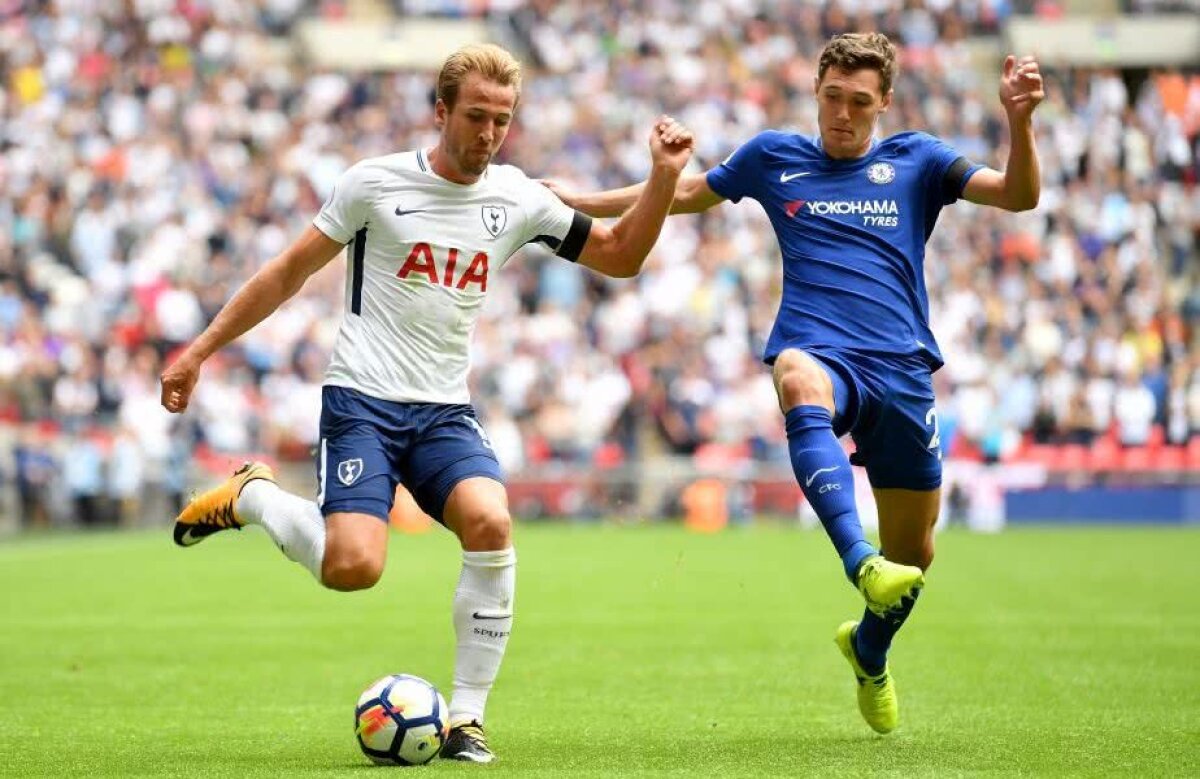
top-left (855, 555), bottom-right (924, 616)
top-left (835, 620), bottom-right (898, 734)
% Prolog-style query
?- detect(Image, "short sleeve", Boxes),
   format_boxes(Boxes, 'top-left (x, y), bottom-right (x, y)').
top-left (523, 179), bottom-right (592, 262)
top-left (705, 132), bottom-right (771, 204)
top-left (313, 161), bottom-right (375, 244)
top-left (917, 133), bottom-right (984, 206)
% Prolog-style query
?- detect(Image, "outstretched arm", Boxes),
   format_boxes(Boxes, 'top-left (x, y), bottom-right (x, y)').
top-left (160, 225), bottom-right (344, 412)
top-left (571, 117), bottom-right (696, 278)
top-left (963, 54), bottom-right (1044, 212)
top-left (550, 172), bottom-right (725, 218)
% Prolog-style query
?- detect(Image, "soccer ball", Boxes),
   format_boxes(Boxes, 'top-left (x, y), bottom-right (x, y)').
top-left (354, 674), bottom-right (449, 766)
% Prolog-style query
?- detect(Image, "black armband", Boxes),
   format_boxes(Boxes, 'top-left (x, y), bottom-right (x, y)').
top-left (556, 211), bottom-right (592, 262)
top-left (943, 157), bottom-right (974, 202)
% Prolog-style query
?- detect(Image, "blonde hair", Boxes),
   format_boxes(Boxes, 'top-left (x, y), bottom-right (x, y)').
top-left (437, 44), bottom-right (523, 109)
top-left (818, 33), bottom-right (898, 96)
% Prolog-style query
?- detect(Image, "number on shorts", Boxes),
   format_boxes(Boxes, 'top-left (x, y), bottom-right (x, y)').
top-left (925, 406), bottom-right (941, 459)
top-left (463, 415), bottom-right (494, 451)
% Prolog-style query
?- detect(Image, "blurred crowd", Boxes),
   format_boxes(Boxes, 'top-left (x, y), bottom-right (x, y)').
top-left (0, 0), bottom-right (1197, 527)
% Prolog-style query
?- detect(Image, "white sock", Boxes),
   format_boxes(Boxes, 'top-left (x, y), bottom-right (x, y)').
top-left (449, 547), bottom-right (516, 725)
top-left (237, 479), bottom-right (326, 582)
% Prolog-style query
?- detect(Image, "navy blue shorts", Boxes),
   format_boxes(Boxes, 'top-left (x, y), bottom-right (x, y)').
top-left (806, 350), bottom-right (943, 491)
top-left (316, 386), bottom-right (504, 523)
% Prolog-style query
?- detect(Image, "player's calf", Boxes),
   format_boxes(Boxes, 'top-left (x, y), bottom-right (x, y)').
top-left (441, 479), bottom-right (517, 729)
top-left (875, 486), bottom-right (940, 571)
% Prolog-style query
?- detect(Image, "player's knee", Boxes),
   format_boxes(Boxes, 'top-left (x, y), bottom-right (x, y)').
top-left (322, 547), bottom-right (384, 591)
top-left (774, 352), bottom-right (833, 411)
top-left (891, 542), bottom-right (935, 572)
top-left (457, 507), bottom-right (512, 551)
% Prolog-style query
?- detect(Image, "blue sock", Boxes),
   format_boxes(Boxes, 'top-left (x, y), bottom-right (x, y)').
top-left (855, 589), bottom-right (920, 676)
top-left (784, 405), bottom-right (876, 581)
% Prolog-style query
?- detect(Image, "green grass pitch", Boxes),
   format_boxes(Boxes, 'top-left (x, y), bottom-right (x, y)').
top-left (2, 524), bottom-right (1198, 777)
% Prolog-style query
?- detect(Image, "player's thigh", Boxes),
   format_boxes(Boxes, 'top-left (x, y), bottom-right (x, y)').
top-left (873, 487), bottom-right (939, 570)
top-left (317, 429), bottom-right (397, 523)
top-left (442, 477), bottom-right (512, 551)
top-left (774, 349), bottom-right (864, 434)
top-left (403, 404), bottom-right (508, 550)
top-left (318, 389), bottom-right (402, 584)
top-left (856, 364), bottom-right (942, 492)
top-left (772, 349), bottom-right (836, 412)
top-left (318, 388), bottom-right (402, 524)
top-left (855, 362), bottom-right (942, 570)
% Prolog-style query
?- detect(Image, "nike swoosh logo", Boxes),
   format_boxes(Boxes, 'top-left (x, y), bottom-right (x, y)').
top-left (472, 611), bottom-right (512, 620)
top-left (394, 207), bottom-right (429, 216)
top-left (175, 525), bottom-right (208, 547)
top-left (805, 466), bottom-right (839, 487)
top-left (780, 171), bottom-right (813, 182)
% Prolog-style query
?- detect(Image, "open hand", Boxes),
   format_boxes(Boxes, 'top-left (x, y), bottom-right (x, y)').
top-left (999, 55), bottom-right (1044, 120)
top-left (539, 179), bottom-right (578, 208)
top-left (649, 115), bottom-right (694, 173)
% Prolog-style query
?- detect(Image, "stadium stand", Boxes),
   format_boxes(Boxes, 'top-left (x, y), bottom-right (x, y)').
top-left (0, 1), bottom-right (1195, 527)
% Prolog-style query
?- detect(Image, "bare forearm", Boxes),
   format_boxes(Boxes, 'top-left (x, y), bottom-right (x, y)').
top-left (160, 226), bottom-right (338, 412)
top-left (575, 184), bottom-right (644, 218)
top-left (575, 173), bottom-right (709, 217)
top-left (606, 164), bottom-right (681, 274)
top-left (185, 265), bottom-right (298, 362)
top-left (1002, 114), bottom-right (1040, 211)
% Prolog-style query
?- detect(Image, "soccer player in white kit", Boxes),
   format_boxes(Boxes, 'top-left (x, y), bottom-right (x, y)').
top-left (160, 44), bottom-right (694, 763)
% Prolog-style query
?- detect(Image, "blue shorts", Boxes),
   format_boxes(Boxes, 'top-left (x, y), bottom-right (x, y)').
top-left (316, 386), bottom-right (504, 523)
top-left (806, 350), bottom-right (942, 491)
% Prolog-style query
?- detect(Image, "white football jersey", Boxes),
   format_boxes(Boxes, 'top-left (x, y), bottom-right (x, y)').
top-left (312, 149), bottom-right (589, 404)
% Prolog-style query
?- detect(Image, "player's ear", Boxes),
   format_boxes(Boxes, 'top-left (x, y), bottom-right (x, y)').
top-left (879, 89), bottom-right (893, 113)
top-left (434, 98), bottom-right (448, 130)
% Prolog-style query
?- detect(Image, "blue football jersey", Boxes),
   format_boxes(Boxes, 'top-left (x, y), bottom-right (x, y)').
top-left (706, 130), bottom-right (981, 370)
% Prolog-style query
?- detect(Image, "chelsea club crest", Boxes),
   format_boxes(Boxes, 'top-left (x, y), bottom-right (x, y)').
top-left (867, 162), bottom-right (896, 185)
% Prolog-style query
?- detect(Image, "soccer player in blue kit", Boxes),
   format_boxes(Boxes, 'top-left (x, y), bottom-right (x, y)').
top-left (550, 33), bottom-right (1043, 733)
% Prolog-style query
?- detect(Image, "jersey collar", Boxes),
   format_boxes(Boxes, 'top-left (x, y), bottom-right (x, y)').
top-left (813, 133), bottom-right (878, 163)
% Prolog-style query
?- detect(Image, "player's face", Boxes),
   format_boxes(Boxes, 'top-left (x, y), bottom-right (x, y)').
top-left (813, 67), bottom-right (892, 159)
top-left (434, 72), bottom-right (516, 183)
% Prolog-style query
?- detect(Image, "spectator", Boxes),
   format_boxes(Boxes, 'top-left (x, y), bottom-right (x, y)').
top-left (0, 1), bottom-right (1195, 527)
top-left (1113, 368), bottom-right (1158, 447)
top-left (63, 430), bottom-right (106, 526)
top-left (13, 424), bottom-right (55, 528)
